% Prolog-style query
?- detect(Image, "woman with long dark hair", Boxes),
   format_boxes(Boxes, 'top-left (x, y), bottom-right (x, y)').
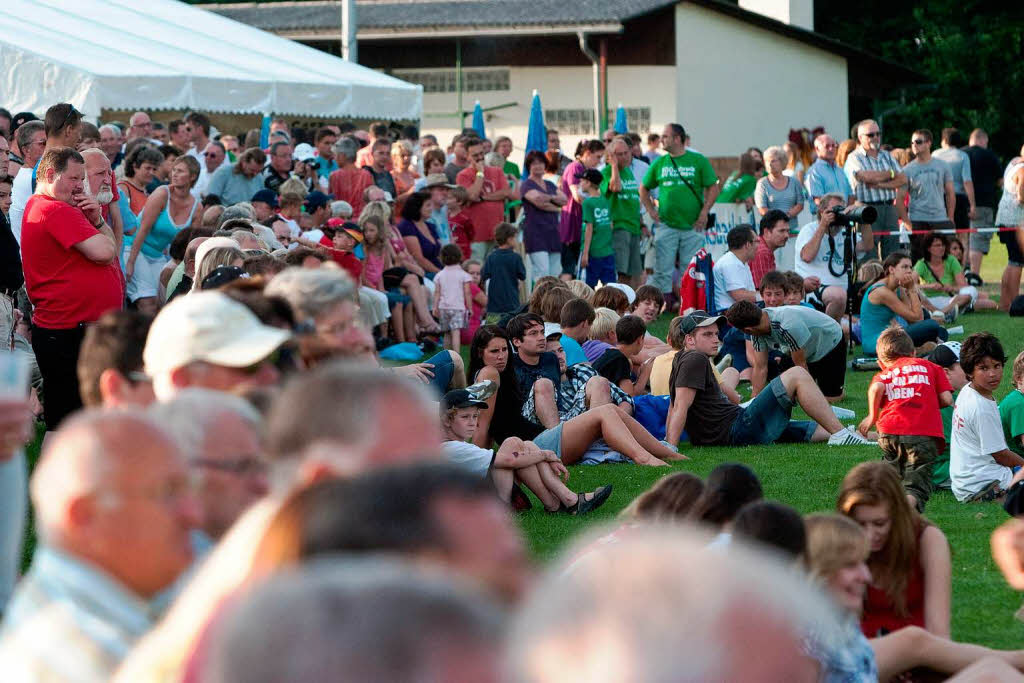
top-left (860, 251), bottom-right (948, 356)
top-left (914, 233), bottom-right (993, 318)
top-left (397, 191), bottom-right (442, 275)
top-left (688, 463), bottom-right (763, 536)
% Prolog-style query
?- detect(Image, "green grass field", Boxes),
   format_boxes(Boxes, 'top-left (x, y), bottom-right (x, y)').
top-left (516, 240), bottom-right (1024, 649)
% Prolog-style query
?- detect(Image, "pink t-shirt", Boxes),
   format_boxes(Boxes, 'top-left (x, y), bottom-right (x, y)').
top-left (434, 264), bottom-right (472, 311)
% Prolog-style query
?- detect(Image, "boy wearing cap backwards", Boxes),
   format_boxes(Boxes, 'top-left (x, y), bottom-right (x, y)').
top-left (951, 333), bottom-right (1024, 502)
top-left (440, 386), bottom-right (613, 515)
top-left (1000, 350), bottom-right (1024, 459)
top-left (579, 168), bottom-right (616, 288)
top-left (665, 310), bottom-right (869, 448)
top-left (923, 341), bottom-right (967, 489)
top-left (858, 327), bottom-right (953, 510)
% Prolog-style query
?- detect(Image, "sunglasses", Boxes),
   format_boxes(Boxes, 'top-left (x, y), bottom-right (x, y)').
top-left (912, 139), bottom-right (928, 145)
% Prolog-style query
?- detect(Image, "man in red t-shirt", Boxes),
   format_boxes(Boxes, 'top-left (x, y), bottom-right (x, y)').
top-left (328, 137), bottom-right (372, 220)
top-left (751, 209), bottom-right (791, 288)
top-left (22, 147), bottom-right (124, 431)
top-left (859, 326), bottom-right (954, 510)
top-left (457, 139), bottom-right (511, 262)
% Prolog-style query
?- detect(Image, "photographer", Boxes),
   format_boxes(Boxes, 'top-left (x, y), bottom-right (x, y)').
top-left (794, 193), bottom-right (875, 321)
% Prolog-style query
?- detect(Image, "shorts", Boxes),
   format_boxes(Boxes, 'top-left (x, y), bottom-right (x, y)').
top-left (612, 230), bottom-right (643, 277)
top-left (728, 376), bottom-right (817, 446)
top-left (382, 267), bottom-right (416, 290)
top-left (531, 422), bottom-right (564, 460)
top-left (439, 308), bottom-right (469, 331)
top-left (807, 337), bottom-right (847, 398)
top-left (878, 433), bottom-right (939, 509)
top-left (969, 207), bottom-right (994, 253)
top-left (1000, 227), bottom-right (1024, 267)
top-left (125, 251), bottom-right (168, 301)
top-left (385, 289), bottom-right (411, 307)
top-left (584, 253), bottom-right (617, 288)
top-left (425, 349), bottom-right (455, 396)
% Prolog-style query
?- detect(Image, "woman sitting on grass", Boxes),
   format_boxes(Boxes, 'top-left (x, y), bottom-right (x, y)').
top-left (837, 461), bottom-right (951, 638)
top-left (468, 325), bottom-right (682, 466)
top-left (804, 514), bottom-right (1024, 681)
top-left (688, 463), bottom-right (763, 544)
top-left (860, 251), bottom-right (948, 357)
top-left (619, 472), bottom-right (705, 521)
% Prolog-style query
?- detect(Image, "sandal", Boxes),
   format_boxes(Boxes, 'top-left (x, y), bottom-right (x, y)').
top-left (564, 485), bottom-right (613, 516)
top-left (966, 480), bottom-right (1004, 503)
top-left (510, 483), bottom-right (532, 512)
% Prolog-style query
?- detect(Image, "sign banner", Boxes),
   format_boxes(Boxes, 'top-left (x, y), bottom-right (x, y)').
top-left (704, 204), bottom-right (812, 272)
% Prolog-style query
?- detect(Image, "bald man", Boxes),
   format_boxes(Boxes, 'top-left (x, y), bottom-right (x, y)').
top-left (127, 112), bottom-right (153, 142)
top-left (0, 410), bottom-right (200, 680)
top-left (805, 134), bottom-right (854, 212)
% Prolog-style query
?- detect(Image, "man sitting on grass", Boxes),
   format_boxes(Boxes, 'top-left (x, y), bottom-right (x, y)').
top-left (665, 310), bottom-right (870, 448)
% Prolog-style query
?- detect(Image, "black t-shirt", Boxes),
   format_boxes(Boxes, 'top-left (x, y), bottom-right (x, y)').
top-left (668, 350), bottom-right (741, 446)
top-left (964, 146), bottom-right (1002, 209)
top-left (474, 368), bottom-right (543, 445)
top-left (263, 167), bottom-right (291, 194)
top-left (365, 166), bottom-right (397, 197)
top-left (0, 212), bottom-right (24, 293)
top-left (512, 352), bottom-right (561, 397)
top-left (593, 348), bottom-right (633, 387)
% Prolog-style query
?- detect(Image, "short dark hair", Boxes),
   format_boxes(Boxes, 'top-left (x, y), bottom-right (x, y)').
top-left (592, 286), bottom-right (628, 315)
top-left (123, 145), bottom-right (165, 179)
top-left (400, 191), bottom-right (431, 222)
top-left (647, 132), bottom-right (661, 144)
top-left (732, 501), bottom-right (806, 561)
top-left (77, 310), bottom-right (153, 407)
top-left (726, 224), bottom-right (755, 251)
top-left (960, 332), bottom-right (1007, 376)
top-left (666, 123), bottom-right (686, 140)
top-left (44, 103), bottom-right (83, 139)
top-left (370, 122), bottom-right (389, 139)
top-left (314, 127), bottom-right (336, 144)
top-left (633, 284), bottom-right (664, 310)
top-left (759, 270), bottom-right (787, 293)
top-left (560, 298), bottom-right (595, 328)
top-left (783, 271), bottom-right (804, 295)
top-left (941, 127), bottom-right (963, 147)
top-left (158, 143), bottom-right (182, 160)
top-left (875, 326), bottom-right (915, 364)
top-left (689, 463), bottom-right (762, 527)
top-left (725, 300), bottom-right (763, 330)
top-left (523, 150), bottom-right (547, 171)
top-left (440, 243), bottom-right (463, 266)
top-left (79, 122), bottom-right (99, 141)
top-left (0, 175), bottom-right (12, 188)
top-left (506, 312), bottom-right (544, 342)
top-left (284, 246), bottom-right (328, 267)
top-left (168, 119), bottom-right (185, 135)
top-left (185, 112), bottom-right (211, 136)
top-left (912, 128), bottom-right (933, 143)
top-left (615, 314), bottom-right (646, 345)
top-left (37, 147), bottom-right (84, 181)
top-left (243, 253), bottom-right (287, 278)
top-left (759, 209), bottom-right (789, 235)
top-left (494, 222), bottom-right (517, 245)
top-left (270, 141), bottom-right (291, 158)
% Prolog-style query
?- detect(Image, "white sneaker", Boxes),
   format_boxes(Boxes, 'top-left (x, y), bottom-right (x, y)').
top-left (827, 427), bottom-right (872, 446)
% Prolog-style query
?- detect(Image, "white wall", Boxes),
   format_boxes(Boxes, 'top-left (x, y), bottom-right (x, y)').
top-left (418, 65), bottom-right (677, 169)
top-left (738, 0), bottom-right (814, 31)
top-left (674, 3), bottom-right (847, 158)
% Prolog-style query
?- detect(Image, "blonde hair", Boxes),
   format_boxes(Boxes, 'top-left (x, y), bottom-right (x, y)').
top-left (804, 513), bottom-right (869, 582)
top-left (566, 279), bottom-right (595, 302)
top-left (619, 472), bottom-right (705, 521)
top-left (360, 201), bottom-right (393, 229)
top-left (193, 246), bottom-right (244, 291)
top-left (1012, 350), bottom-right (1024, 387)
top-left (589, 307), bottom-right (620, 341)
top-left (857, 259), bottom-right (883, 283)
top-left (278, 178), bottom-right (307, 198)
top-left (667, 316), bottom-right (686, 350)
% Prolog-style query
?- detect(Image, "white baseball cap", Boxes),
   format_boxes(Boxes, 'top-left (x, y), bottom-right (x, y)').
top-left (602, 282), bottom-right (636, 305)
top-left (144, 292), bottom-right (291, 376)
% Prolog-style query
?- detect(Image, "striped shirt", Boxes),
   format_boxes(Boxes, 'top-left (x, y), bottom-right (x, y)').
top-left (843, 147), bottom-right (902, 204)
top-left (805, 158), bottom-right (853, 208)
top-left (749, 306), bottom-right (843, 363)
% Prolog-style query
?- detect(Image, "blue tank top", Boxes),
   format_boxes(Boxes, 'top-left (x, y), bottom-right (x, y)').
top-left (141, 188), bottom-right (197, 259)
top-left (860, 281), bottom-right (897, 356)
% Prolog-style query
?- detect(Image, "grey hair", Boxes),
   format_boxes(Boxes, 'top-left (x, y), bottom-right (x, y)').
top-left (763, 145), bottom-right (787, 165)
top-left (98, 123), bottom-right (121, 137)
top-left (148, 388), bottom-right (261, 462)
top-left (818, 192), bottom-right (845, 208)
top-left (219, 203), bottom-right (256, 227)
top-left (333, 136), bottom-right (359, 163)
top-left (263, 267), bottom-right (357, 322)
top-left (202, 558), bottom-right (504, 683)
top-left (330, 200), bottom-right (353, 218)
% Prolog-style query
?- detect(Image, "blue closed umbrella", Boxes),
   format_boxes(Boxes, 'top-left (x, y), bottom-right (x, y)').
top-left (524, 90), bottom-right (547, 157)
top-left (471, 101), bottom-right (486, 139)
top-left (259, 112), bottom-right (272, 148)
top-left (613, 104), bottom-right (628, 134)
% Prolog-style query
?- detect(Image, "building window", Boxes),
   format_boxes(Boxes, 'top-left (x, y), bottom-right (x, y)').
top-left (544, 108), bottom-right (652, 136)
top-left (392, 68), bottom-right (510, 93)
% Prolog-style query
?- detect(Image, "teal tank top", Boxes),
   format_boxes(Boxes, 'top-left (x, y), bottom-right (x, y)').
top-left (860, 281), bottom-right (897, 356)
top-left (141, 188), bottom-right (198, 259)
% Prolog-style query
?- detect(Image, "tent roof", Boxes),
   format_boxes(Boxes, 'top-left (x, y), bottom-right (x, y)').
top-left (0, 0), bottom-right (422, 120)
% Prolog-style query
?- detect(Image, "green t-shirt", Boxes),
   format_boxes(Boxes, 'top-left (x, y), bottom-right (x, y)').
top-left (914, 255), bottom-right (961, 286)
top-left (600, 165), bottom-right (642, 235)
top-left (581, 195), bottom-right (614, 258)
top-left (934, 403), bottom-right (954, 487)
top-left (999, 389), bottom-right (1024, 458)
top-left (642, 150), bottom-right (717, 229)
top-left (717, 171), bottom-right (757, 204)
top-left (503, 160), bottom-right (521, 179)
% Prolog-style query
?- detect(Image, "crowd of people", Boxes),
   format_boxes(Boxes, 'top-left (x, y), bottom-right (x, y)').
top-left (0, 101), bottom-right (1023, 681)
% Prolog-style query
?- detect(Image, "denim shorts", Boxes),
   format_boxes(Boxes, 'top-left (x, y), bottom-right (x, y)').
top-left (532, 423), bottom-right (564, 459)
top-left (729, 376), bottom-right (817, 446)
top-left (425, 349), bottom-right (454, 396)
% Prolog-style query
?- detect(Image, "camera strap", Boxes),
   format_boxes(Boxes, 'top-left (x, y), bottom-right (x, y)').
top-left (667, 154), bottom-right (706, 211)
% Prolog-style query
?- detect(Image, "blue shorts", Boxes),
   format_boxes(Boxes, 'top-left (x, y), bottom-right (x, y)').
top-left (729, 376), bottom-right (817, 446)
top-left (532, 423), bottom-right (564, 459)
top-left (584, 254), bottom-right (617, 288)
top-left (386, 289), bottom-right (411, 308)
top-left (425, 350), bottom-right (455, 396)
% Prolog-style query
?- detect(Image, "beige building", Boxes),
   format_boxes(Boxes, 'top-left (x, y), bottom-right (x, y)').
top-left (206, 0), bottom-right (918, 167)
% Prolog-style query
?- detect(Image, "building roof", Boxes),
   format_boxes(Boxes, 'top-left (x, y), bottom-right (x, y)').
top-left (201, 0), bottom-right (920, 81)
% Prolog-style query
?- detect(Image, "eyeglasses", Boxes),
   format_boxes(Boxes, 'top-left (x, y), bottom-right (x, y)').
top-left (912, 139), bottom-right (928, 145)
top-left (58, 105), bottom-right (82, 132)
top-left (862, 131), bottom-right (880, 138)
top-left (204, 152), bottom-right (219, 157)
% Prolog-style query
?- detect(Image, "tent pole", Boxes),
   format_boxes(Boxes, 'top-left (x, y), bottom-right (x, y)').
top-left (599, 38), bottom-right (608, 133)
top-left (341, 0), bottom-right (357, 62)
top-left (456, 37), bottom-right (464, 129)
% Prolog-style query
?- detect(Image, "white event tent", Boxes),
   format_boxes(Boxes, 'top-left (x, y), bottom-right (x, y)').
top-left (0, 0), bottom-right (422, 121)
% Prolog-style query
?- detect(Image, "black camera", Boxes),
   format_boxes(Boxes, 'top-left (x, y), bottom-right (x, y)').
top-left (826, 204), bottom-right (877, 227)
top-left (307, 159), bottom-right (321, 171)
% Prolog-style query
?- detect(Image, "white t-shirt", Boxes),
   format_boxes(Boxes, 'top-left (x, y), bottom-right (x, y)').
top-left (442, 440), bottom-right (492, 479)
top-left (712, 250), bottom-right (755, 313)
top-left (9, 166), bottom-right (33, 245)
top-left (950, 383), bottom-right (1013, 501)
top-left (793, 221), bottom-right (861, 289)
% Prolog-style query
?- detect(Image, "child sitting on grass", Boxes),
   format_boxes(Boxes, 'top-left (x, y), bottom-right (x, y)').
top-left (951, 333), bottom-right (1024, 502)
top-left (592, 314), bottom-right (654, 397)
top-left (859, 326), bottom-right (953, 511)
top-left (432, 243), bottom-right (473, 354)
top-left (759, 270), bottom-right (788, 308)
top-left (1000, 350), bottom-right (1024, 459)
top-left (922, 342), bottom-right (968, 489)
top-left (783, 271), bottom-right (813, 307)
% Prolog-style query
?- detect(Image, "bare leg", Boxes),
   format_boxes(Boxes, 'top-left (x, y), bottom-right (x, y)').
top-left (947, 656), bottom-right (1024, 682)
top-left (620, 411), bottom-right (687, 461)
top-left (822, 286), bottom-right (846, 321)
top-left (512, 464), bottom-right (562, 511)
top-left (968, 249), bottom-right (984, 275)
top-left (391, 303), bottom-right (406, 343)
top-left (532, 378), bottom-right (560, 429)
top-left (402, 273), bottom-right (438, 328)
top-left (490, 467), bottom-right (515, 503)
top-left (447, 351), bottom-right (466, 390)
top-left (872, 625), bottom-right (1024, 681)
top-left (559, 404), bottom-right (665, 466)
top-left (404, 304), bottom-right (415, 341)
top-left (778, 366), bottom-right (844, 434)
top-left (720, 367), bottom-right (740, 391)
top-left (584, 376), bottom-right (612, 409)
top-left (1000, 265), bottom-right (1021, 312)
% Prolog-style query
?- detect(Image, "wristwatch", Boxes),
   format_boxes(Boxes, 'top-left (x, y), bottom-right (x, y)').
top-left (476, 171), bottom-right (484, 178)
